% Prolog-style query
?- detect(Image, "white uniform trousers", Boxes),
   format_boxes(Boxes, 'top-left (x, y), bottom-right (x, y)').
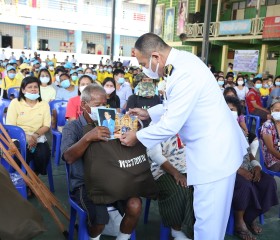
top-left (193, 173), bottom-right (236, 240)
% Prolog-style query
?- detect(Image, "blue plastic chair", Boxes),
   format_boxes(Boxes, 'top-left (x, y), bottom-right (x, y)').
top-left (245, 106), bottom-right (261, 138)
top-left (7, 87), bottom-right (19, 99)
top-left (1, 125), bottom-right (54, 193)
top-left (65, 163), bottom-right (136, 240)
top-left (0, 125), bottom-right (27, 198)
top-left (49, 100), bottom-right (68, 166)
top-left (0, 99), bottom-right (11, 124)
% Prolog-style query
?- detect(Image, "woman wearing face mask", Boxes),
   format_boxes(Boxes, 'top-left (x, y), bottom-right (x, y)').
top-left (126, 78), bottom-right (160, 128)
top-left (6, 76), bottom-right (51, 175)
top-left (225, 96), bottom-right (278, 239)
top-left (266, 76), bottom-right (280, 108)
top-left (102, 77), bottom-right (120, 112)
top-left (66, 75), bottom-right (95, 121)
top-left (234, 76), bottom-right (249, 105)
top-left (38, 69), bottom-right (56, 102)
top-left (70, 70), bottom-right (79, 86)
top-left (0, 65), bottom-right (21, 99)
top-left (246, 78), bottom-right (270, 123)
top-left (55, 73), bottom-right (78, 100)
top-left (217, 76), bottom-right (225, 92)
top-left (261, 99), bottom-right (280, 172)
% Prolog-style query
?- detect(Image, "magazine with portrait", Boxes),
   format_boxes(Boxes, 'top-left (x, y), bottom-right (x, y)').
top-left (97, 108), bottom-right (116, 140)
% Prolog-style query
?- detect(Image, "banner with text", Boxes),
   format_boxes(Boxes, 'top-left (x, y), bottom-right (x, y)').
top-left (233, 50), bottom-right (259, 73)
top-left (263, 16), bottom-right (280, 39)
top-left (219, 20), bottom-right (251, 35)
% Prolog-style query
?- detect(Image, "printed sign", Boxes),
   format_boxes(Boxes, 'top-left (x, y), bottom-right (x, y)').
top-left (233, 50), bottom-right (259, 73)
top-left (219, 20), bottom-right (251, 35)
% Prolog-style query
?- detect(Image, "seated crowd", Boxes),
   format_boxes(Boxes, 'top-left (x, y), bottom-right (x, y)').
top-left (0, 56), bottom-right (279, 240)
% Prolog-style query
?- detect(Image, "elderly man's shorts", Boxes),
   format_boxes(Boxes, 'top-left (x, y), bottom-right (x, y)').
top-left (71, 185), bottom-right (128, 226)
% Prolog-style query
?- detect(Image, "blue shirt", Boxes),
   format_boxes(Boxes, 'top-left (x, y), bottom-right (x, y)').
top-left (116, 83), bottom-right (132, 109)
top-left (56, 86), bottom-right (78, 100)
top-left (61, 114), bottom-right (88, 192)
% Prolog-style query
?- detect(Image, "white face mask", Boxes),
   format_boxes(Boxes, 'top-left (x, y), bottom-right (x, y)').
top-left (142, 56), bottom-right (159, 79)
top-left (271, 112), bottom-right (280, 121)
top-left (87, 105), bottom-right (106, 121)
top-left (237, 80), bottom-right (244, 86)
top-left (40, 77), bottom-right (50, 84)
top-left (104, 86), bottom-right (115, 95)
top-left (231, 110), bottom-right (238, 120)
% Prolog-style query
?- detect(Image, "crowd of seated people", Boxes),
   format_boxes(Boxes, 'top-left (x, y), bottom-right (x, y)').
top-left (0, 55), bottom-right (280, 240)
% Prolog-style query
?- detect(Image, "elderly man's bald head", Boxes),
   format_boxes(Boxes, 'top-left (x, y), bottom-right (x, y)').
top-left (81, 85), bottom-right (106, 102)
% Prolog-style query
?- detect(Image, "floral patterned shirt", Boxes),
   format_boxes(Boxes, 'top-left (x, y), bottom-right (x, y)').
top-left (147, 135), bottom-right (186, 180)
top-left (261, 120), bottom-right (280, 167)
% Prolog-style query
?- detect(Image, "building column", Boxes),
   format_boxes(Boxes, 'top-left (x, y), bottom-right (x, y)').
top-left (192, 46), bottom-right (198, 55)
top-left (74, 30), bottom-right (82, 53)
top-left (30, 25), bottom-right (38, 51)
top-left (195, 0), bottom-right (201, 12)
top-left (259, 44), bottom-right (268, 74)
top-left (113, 0), bottom-right (122, 59)
top-left (221, 45), bottom-right (229, 74)
top-left (216, 0), bottom-right (222, 22)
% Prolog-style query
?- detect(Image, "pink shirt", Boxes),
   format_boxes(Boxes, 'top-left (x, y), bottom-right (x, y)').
top-left (65, 95), bottom-right (81, 119)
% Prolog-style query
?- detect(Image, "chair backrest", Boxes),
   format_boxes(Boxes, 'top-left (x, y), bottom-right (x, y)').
top-left (0, 125), bottom-right (26, 173)
top-left (49, 100), bottom-right (68, 129)
top-left (0, 99), bottom-right (11, 124)
top-left (7, 87), bottom-right (19, 99)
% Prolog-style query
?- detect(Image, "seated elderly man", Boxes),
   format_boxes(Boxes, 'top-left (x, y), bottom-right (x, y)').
top-left (61, 85), bottom-right (142, 240)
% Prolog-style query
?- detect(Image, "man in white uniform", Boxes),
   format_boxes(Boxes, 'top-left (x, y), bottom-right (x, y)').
top-left (120, 33), bottom-right (248, 240)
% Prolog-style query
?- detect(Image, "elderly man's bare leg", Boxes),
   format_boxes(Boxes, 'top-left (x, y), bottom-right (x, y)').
top-left (116, 197), bottom-right (142, 240)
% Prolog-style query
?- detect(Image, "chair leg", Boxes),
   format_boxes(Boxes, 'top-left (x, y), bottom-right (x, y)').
top-left (130, 230), bottom-right (136, 240)
top-left (144, 198), bottom-right (151, 224)
top-left (51, 135), bottom-right (56, 157)
top-left (54, 135), bottom-right (62, 166)
top-left (68, 207), bottom-right (77, 240)
top-left (259, 214), bottom-right (264, 225)
top-left (160, 223), bottom-right (170, 240)
top-left (47, 160), bottom-right (55, 193)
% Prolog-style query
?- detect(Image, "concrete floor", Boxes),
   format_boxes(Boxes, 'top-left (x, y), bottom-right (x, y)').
top-left (30, 162), bottom-right (280, 240)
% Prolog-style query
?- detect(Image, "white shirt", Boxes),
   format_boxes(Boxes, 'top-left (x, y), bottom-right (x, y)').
top-left (234, 86), bottom-right (249, 100)
top-left (0, 52), bottom-right (6, 61)
top-left (136, 48), bottom-right (248, 185)
top-left (71, 58), bottom-right (77, 64)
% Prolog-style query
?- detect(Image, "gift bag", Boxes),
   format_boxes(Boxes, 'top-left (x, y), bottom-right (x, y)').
top-left (83, 124), bottom-right (158, 204)
top-left (0, 165), bottom-right (46, 240)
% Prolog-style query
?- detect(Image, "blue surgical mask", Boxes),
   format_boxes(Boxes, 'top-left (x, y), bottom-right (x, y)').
top-left (87, 105), bottom-right (106, 121)
top-left (61, 79), bottom-right (71, 88)
top-left (104, 67), bottom-right (108, 71)
top-left (8, 73), bottom-right (16, 79)
top-left (276, 82), bottom-right (280, 86)
top-left (78, 74), bottom-right (83, 78)
top-left (218, 80), bottom-right (224, 86)
top-left (91, 75), bottom-right (97, 81)
top-left (24, 92), bottom-right (40, 100)
top-left (142, 56), bottom-right (159, 79)
top-left (71, 76), bottom-right (78, 81)
top-left (99, 69), bottom-right (104, 72)
top-left (255, 83), bottom-right (262, 89)
top-left (117, 77), bottom-right (125, 84)
top-left (263, 84), bottom-right (269, 89)
top-left (40, 77), bottom-right (50, 84)
top-left (107, 68), bottom-right (112, 73)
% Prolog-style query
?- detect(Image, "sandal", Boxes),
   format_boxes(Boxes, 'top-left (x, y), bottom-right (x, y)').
top-left (235, 229), bottom-right (256, 240)
top-left (247, 222), bottom-right (262, 235)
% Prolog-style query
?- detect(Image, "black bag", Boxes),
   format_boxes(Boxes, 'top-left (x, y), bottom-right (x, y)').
top-left (0, 165), bottom-right (46, 240)
top-left (83, 124), bottom-right (158, 204)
